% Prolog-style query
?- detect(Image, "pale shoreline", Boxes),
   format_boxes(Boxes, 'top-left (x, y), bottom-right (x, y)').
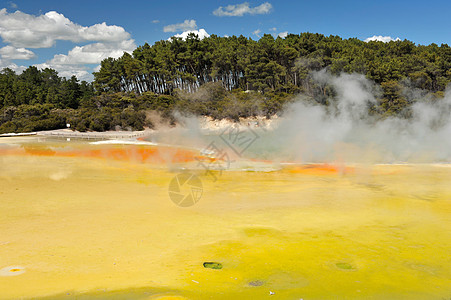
top-left (0, 128), bottom-right (150, 139)
top-left (36, 128), bottom-right (149, 139)
top-left (0, 115), bottom-right (277, 140)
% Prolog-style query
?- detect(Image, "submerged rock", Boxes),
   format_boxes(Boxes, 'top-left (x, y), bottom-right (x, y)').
top-left (248, 280), bottom-right (265, 286)
top-left (203, 262), bottom-right (223, 269)
top-left (336, 262), bottom-right (354, 270)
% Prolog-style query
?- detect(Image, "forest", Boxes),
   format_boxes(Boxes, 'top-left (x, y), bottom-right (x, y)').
top-left (1, 32), bottom-right (450, 133)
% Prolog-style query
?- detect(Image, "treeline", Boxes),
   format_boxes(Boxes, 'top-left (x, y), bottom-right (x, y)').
top-left (0, 81), bottom-right (289, 133)
top-left (93, 33), bottom-right (451, 97)
top-left (0, 60), bottom-right (293, 133)
top-left (1, 32), bottom-right (451, 133)
top-left (0, 67), bottom-right (93, 109)
top-left (0, 67), bottom-right (170, 133)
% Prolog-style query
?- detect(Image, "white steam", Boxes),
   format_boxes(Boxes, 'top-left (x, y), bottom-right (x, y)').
top-left (162, 71), bottom-right (451, 164)
top-left (271, 71), bottom-right (451, 163)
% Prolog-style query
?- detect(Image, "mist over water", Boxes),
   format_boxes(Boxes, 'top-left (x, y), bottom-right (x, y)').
top-left (237, 71), bottom-right (451, 164)
top-left (146, 71), bottom-right (451, 165)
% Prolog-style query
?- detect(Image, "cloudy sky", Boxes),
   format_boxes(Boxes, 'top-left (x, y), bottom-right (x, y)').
top-left (0, 0), bottom-right (450, 81)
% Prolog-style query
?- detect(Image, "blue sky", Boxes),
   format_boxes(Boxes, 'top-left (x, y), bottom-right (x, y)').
top-left (0, 0), bottom-right (450, 81)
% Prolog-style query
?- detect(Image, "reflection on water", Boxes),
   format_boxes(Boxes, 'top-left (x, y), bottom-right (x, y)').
top-left (0, 137), bottom-right (450, 299)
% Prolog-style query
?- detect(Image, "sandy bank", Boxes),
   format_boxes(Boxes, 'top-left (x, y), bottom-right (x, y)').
top-left (36, 128), bottom-right (150, 139)
top-left (198, 115), bottom-right (277, 132)
top-left (0, 132), bottom-right (37, 137)
top-left (0, 115), bottom-right (278, 140)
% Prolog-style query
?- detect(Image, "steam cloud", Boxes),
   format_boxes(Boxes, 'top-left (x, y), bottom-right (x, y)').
top-left (167, 70), bottom-right (451, 165)
top-left (268, 71), bottom-right (451, 163)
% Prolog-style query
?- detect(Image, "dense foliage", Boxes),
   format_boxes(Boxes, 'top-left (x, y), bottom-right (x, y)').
top-left (94, 33), bottom-right (451, 96)
top-left (1, 32), bottom-right (450, 133)
top-left (0, 66), bottom-right (93, 109)
top-left (0, 67), bottom-right (174, 133)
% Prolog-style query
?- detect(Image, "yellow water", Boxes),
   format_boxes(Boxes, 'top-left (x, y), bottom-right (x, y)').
top-left (0, 139), bottom-right (450, 299)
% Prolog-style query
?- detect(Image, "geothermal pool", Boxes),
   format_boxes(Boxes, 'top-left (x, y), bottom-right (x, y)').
top-left (0, 137), bottom-right (450, 299)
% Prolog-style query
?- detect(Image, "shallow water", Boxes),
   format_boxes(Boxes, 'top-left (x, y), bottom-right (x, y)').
top-left (0, 137), bottom-right (450, 299)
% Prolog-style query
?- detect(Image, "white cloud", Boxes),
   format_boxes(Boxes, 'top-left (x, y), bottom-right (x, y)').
top-left (35, 62), bottom-right (92, 81)
top-left (152, 20), bottom-right (160, 24)
top-left (0, 9), bottom-right (131, 48)
top-left (364, 35), bottom-right (401, 43)
top-left (0, 46), bottom-right (30, 74)
top-left (269, 27), bottom-right (277, 32)
top-left (0, 58), bottom-right (26, 73)
top-left (163, 19), bottom-right (197, 33)
top-left (0, 9), bottom-right (136, 81)
top-left (48, 40), bottom-right (135, 65)
top-left (93, 65), bottom-right (101, 72)
top-left (0, 45), bottom-right (35, 60)
top-left (278, 31), bottom-right (288, 38)
top-left (171, 29), bottom-right (210, 41)
top-left (252, 29), bottom-right (261, 38)
top-left (37, 39), bottom-right (136, 81)
top-left (213, 2), bottom-right (272, 17)
top-left (8, 2), bottom-right (17, 9)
